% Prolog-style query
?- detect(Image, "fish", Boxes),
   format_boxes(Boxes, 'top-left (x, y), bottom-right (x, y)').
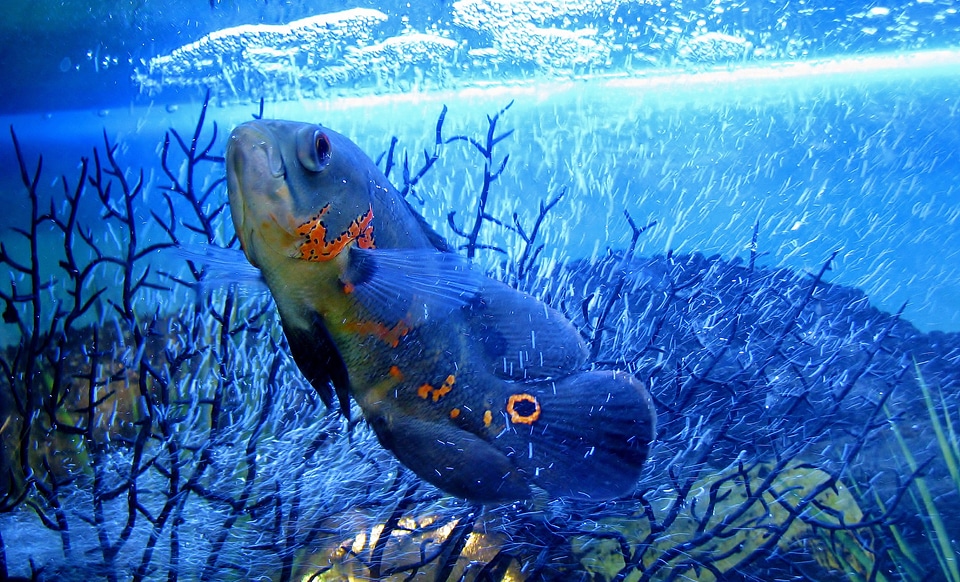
top-left (225, 119), bottom-right (656, 502)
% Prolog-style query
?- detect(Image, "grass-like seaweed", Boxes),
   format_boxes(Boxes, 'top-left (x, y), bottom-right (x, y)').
top-left (883, 361), bottom-right (960, 582)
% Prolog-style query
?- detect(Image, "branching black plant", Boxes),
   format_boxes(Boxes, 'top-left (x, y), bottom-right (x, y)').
top-left (377, 105), bottom-right (448, 204)
top-left (159, 90), bottom-right (226, 245)
top-left (1, 100), bottom-right (286, 581)
top-left (379, 102), bottom-right (566, 286)
top-left (541, 219), bottom-right (935, 580)
top-left (510, 187), bottom-right (565, 286)
top-left (447, 101), bottom-right (515, 259)
top-left (2, 125), bottom-right (177, 582)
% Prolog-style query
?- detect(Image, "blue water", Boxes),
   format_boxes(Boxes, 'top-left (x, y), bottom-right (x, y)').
top-left (4, 52), bottom-right (959, 334)
top-left (2, 1), bottom-right (960, 580)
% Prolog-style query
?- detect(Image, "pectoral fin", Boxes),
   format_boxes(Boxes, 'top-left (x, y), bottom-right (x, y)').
top-left (340, 247), bottom-right (481, 326)
top-left (168, 243), bottom-right (270, 293)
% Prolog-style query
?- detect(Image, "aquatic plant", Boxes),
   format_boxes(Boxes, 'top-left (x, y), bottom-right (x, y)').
top-left (883, 362), bottom-right (960, 582)
top-left (1, 97), bottom-right (958, 581)
top-left (445, 100), bottom-right (516, 260)
top-left (0, 97), bottom-right (377, 580)
top-left (376, 104), bottom-right (447, 204)
top-left (375, 100), bottom-right (564, 287)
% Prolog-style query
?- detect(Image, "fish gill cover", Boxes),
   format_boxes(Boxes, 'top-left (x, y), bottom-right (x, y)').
top-left (1, 1), bottom-right (960, 582)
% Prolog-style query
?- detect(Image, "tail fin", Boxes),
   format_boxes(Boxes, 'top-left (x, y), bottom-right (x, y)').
top-left (495, 370), bottom-right (657, 500)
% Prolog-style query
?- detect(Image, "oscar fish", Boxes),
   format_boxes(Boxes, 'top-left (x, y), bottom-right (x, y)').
top-left (226, 119), bottom-right (656, 502)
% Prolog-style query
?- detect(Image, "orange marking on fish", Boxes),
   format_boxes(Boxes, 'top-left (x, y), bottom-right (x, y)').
top-left (353, 206), bottom-right (376, 249)
top-left (345, 319), bottom-right (410, 348)
top-left (449, 408), bottom-right (461, 419)
top-left (389, 365), bottom-right (403, 380)
top-left (483, 410), bottom-right (493, 427)
top-left (417, 383), bottom-right (432, 399)
top-left (432, 375), bottom-right (455, 401)
top-left (342, 282), bottom-right (355, 294)
top-left (416, 374), bottom-right (456, 402)
top-left (296, 204), bottom-right (375, 261)
top-left (506, 393), bottom-right (541, 425)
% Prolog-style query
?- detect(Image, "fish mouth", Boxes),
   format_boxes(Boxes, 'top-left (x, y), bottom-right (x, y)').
top-left (227, 124), bottom-right (286, 180)
top-left (226, 122), bottom-right (289, 268)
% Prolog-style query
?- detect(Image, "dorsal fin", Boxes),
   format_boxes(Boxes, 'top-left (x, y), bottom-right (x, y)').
top-left (491, 371), bottom-right (656, 499)
top-left (402, 197), bottom-right (452, 252)
top-left (465, 279), bottom-right (588, 380)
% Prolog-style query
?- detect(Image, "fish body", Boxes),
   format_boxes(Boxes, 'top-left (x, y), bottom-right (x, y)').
top-left (226, 119), bottom-right (656, 502)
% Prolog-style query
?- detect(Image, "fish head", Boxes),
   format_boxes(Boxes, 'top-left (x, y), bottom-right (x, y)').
top-left (226, 119), bottom-right (384, 269)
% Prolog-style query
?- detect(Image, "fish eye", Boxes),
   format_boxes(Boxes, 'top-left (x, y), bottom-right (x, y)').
top-left (297, 127), bottom-right (332, 172)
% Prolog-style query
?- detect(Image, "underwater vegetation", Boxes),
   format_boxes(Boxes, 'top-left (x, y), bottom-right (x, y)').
top-left (1, 96), bottom-right (960, 581)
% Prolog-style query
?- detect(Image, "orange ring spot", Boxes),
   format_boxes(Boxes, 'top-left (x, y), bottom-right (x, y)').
top-left (506, 393), bottom-right (541, 425)
top-left (449, 408), bottom-right (461, 419)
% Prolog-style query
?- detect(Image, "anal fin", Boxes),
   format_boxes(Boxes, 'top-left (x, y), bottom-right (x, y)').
top-left (368, 405), bottom-right (531, 502)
